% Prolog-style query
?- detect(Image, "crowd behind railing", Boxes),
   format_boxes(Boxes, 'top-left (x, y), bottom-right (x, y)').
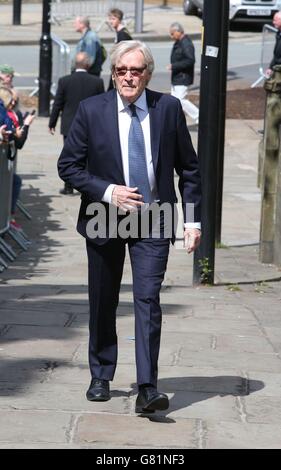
top-left (0, 3), bottom-right (137, 273)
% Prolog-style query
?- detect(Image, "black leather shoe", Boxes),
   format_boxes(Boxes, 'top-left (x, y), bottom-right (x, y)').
top-left (135, 386), bottom-right (169, 414)
top-left (86, 379), bottom-right (110, 402)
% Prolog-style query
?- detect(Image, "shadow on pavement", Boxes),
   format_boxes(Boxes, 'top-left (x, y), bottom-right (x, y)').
top-left (131, 376), bottom-right (264, 423)
top-left (0, 179), bottom-right (64, 283)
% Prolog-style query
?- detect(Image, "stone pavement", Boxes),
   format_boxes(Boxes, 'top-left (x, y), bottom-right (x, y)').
top-left (1, 1), bottom-right (281, 450)
top-left (0, 114), bottom-right (281, 449)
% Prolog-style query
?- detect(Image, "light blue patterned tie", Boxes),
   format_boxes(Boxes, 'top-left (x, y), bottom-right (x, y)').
top-left (128, 103), bottom-right (152, 203)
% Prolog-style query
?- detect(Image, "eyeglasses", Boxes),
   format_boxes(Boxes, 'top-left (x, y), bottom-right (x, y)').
top-left (114, 66), bottom-right (147, 77)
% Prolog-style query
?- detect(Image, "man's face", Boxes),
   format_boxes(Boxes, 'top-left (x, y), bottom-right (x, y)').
top-left (108, 15), bottom-right (120, 31)
top-left (0, 73), bottom-right (13, 87)
top-left (273, 13), bottom-right (281, 30)
top-left (169, 29), bottom-right (182, 41)
top-left (113, 50), bottom-right (151, 103)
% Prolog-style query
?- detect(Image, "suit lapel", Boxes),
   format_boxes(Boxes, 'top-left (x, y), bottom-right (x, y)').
top-left (103, 90), bottom-right (125, 184)
top-left (102, 90), bottom-right (161, 183)
top-left (146, 89), bottom-right (161, 172)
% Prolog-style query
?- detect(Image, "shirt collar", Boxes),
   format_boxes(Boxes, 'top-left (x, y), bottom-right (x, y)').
top-left (117, 89), bottom-right (148, 113)
top-left (75, 69), bottom-right (87, 72)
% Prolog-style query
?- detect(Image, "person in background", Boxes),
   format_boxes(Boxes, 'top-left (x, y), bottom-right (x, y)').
top-left (168, 22), bottom-right (199, 124)
top-left (0, 64), bottom-right (15, 89)
top-left (266, 11), bottom-right (281, 77)
top-left (74, 16), bottom-right (103, 77)
top-left (0, 87), bottom-right (15, 132)
top-left (7, 88), bottom-right (35, 230)
top-left (49, 52), bottom-right (105, 195)
top-left (0, 86), bottom-right (35, 229)
top-left (108, 8), bottom-right (132, 43)
top-left (107, 8), bottom-right (132, 91)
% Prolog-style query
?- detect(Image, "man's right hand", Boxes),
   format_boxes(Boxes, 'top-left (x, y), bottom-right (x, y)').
top-left (111, 185), bottom-right (143, 212)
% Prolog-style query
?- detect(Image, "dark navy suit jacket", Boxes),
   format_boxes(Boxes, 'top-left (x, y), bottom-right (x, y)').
top-left (57, 88), bottom-right (201, 243)
top-left (49, 71), bottom-right (104, 136)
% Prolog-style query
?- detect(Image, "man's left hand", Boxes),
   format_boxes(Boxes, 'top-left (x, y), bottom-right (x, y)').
top-left (184, 228), bottom-right (201, 254)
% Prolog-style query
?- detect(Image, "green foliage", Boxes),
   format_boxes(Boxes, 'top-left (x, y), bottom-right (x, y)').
top-left (226, 284), bottom-right (242, 292)
top-left (215, 242), bottom-right (229, 249)
top-left (198, 257), bottom-right (212, 284)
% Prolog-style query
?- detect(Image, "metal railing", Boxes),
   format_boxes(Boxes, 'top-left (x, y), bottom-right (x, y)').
top-left (50, 0), bottom-right (136, 27)
top-left (0, 143), bottom-right (32, 272)
top-left (51, 33), bottom-right (71, 95)
top-left (0, 143), bottom-right (13, 236)
top-left (0, 143), bottom-right (16, 271)
top-left (251, 24), bottom-right (278, 88)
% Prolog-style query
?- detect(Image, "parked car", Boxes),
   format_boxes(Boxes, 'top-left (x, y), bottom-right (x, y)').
top-left (183, 0), bottom-right (203, 16)
top-left (183, 0), bottom-right (281, 23)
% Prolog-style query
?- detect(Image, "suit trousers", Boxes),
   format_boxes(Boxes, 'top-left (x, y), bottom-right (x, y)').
top-left (86, 233), bottom-right (170, 388)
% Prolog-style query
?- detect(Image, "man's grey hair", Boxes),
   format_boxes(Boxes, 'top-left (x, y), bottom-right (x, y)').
top-left (109, 40), bottom-right (155, 74)
top-left (74, 52), bottom-right (92, 69)
top-left (170, 22), bottom-right (184, 33)
top-left (76, 16), bottom-right (90, 29)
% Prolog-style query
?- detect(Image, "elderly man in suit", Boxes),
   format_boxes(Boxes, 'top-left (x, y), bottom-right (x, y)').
top-left (49, 52), bottom-right (104, 194)
top-left (58, 40), bottom-right (201, 413)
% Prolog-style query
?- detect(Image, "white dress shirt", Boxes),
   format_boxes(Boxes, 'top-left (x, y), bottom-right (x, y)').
top-left (102, 90), bottom-right (200, 230)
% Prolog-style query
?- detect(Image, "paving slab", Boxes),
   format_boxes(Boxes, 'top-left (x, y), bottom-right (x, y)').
top-left (74, 413), bottom-right (199, 448)
top-left (0, 410), bottom-right (72, 445)
top-left (178, 350), bottom-right (281, 373)
top-left (157, 393), bottom-right (241, 422)
top-left (0, 382), bottom-right (130, 414)
top-left (205, 422), bottom-right (281, 449)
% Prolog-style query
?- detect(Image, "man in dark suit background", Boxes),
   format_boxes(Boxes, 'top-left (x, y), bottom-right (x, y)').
top-left (58, 41), bottom-right (201, 413)
top-left (49, 52), bottom-right (104, 194)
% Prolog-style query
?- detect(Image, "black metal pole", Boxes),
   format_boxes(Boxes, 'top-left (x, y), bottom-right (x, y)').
top-left (13, 0), bottom-right (22, 25)
top-left (135, 0), bottom-right (144, 34)
top-left (215, 0), bottom-right (229, 244)
top-left (193, 0), bottom-right (229, 285)
top-left (38, 0), bottom-right (52, 117)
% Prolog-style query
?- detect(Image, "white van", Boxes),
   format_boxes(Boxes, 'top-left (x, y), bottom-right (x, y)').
top-left (183, 0), bottom-right (281, 23)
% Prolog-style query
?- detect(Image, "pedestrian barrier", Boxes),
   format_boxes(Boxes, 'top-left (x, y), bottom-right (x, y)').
top-left (251, 24), bottom-right (277, 88)
top-left (30, 33), bottom-right (71, 97)
top-left (50, 0), bottom-right (135, 29)
top-left (0, 143), bottom-right (17, 269)
top-left (0, 143), bottom-right (13, 237)
top-left (52, 33), bottom-right (71, 95)
top-left (0, 143), bottom-right (31, 272)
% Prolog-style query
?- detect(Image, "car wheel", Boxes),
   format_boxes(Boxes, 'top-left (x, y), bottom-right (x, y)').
top-left (183, 0), bottom-right (198, 15)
